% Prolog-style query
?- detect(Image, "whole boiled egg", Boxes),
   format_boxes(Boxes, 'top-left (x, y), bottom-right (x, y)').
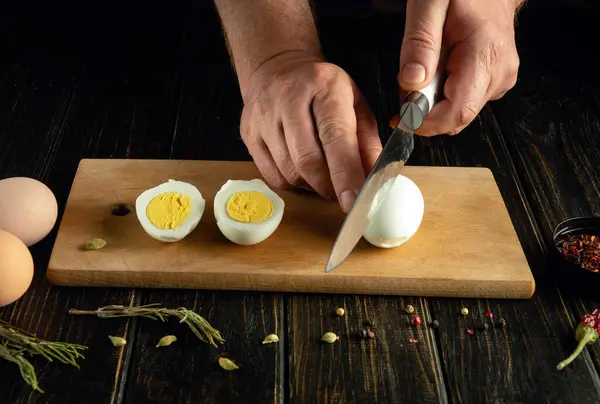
top-left (0, 177), bottom-right (58, 247)
top-left (213, 179), bottom-right (284, 245)
top-left (363, 174), bottom-right (424, 248)
top-left (0, 229), bottom-right (34, 307)
top-left (135, 179), bottom-right (206, 242)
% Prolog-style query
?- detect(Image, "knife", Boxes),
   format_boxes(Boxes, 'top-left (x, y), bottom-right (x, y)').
top-left (325, 59), bottom-right (445, 273)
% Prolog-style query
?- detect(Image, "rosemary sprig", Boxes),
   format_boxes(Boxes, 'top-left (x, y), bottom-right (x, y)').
top-left (0, 320), bottom-right (88, 393)
top-left (69, 303), bottom-right (225, 347)
top-left (0, 344), bottom-right (42, 393)
top-left (0, 320), bottom-right (88, 367)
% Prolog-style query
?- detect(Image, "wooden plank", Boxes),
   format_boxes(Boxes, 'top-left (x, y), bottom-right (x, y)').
top-left (0, 65), bottom-right (136, 403)
top-left (46, 159), bottom-right (534, 299)
top-left (288, 295), bottom-right (447, 403)
top-left (122, 290), bottom-right (283, 403)
top-left (490, 6), bottom-right (600, 383)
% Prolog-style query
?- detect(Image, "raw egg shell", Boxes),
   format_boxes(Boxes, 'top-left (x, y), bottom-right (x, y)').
top-left (135, 179), bottom-right (206, 242)
top-left (0, 229), bottom-right (34, 307)
top-left (363, 174), bottom-right (424, 248)
top-left (0, 177), bottom-right (58, 247)
top-left (213, 179), bottom-right (285, 246)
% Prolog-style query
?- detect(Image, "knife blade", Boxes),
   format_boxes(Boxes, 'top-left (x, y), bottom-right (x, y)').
top-left (325, 62), bottom-right (445, 273)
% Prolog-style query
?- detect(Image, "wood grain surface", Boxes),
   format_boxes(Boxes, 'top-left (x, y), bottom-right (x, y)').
top-left (47, 159), bottom-right (534, 299)
top-left (0, 2), bottom-right (599, 404)
top-left (490, 6), bottom-right (600, 386)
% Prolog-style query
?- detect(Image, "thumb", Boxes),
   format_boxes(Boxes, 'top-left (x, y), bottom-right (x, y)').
top-left (398, 0), bottom-right (449, 91)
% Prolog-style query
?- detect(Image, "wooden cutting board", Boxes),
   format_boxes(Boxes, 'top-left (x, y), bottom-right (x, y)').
top-left (46, 159), bottom-right (535, 299)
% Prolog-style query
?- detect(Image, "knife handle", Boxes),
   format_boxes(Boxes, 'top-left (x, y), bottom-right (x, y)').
top-left (400, 48), bottom-right (447, 130)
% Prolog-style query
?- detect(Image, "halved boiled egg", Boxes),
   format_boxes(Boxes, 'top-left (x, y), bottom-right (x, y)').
top-left (135, 179), bottom-right (205, 242)
top-left (213, 179), bottom-right (284, 245)
top-left (363, 174), bottom-right (424, 248)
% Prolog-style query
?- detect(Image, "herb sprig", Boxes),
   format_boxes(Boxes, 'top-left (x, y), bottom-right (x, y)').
top-left (69, 303), bottom-right (224, 347)
top-left (0, 320), bottom-right (88, 393)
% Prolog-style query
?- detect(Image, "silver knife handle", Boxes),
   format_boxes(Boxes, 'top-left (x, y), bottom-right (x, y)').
top-left (400, 49), bottom-right (447, 131)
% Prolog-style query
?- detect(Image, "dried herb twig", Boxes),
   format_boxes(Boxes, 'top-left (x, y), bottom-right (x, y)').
top-left (69, 304), bottom-right (224, 347)
top-left (0, 320), bottom-right (88, 393)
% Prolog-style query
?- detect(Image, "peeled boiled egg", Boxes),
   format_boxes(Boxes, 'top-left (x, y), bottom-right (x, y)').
top-left (0, 229), bottom-right (34, 307)
top-left (363, 174), bottom-right (424, 248)
top-left (213, 179), bottom-right (284, 245)
top-left (0, 177), bottom-right (58, 247)
top-left (135, 179), bottom-right (206, 242)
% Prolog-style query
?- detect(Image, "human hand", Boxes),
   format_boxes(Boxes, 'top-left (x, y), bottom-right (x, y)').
top-left (395, 0), bottom-right (522, 135)
top-left (239, 51), bottom-right (383, 212)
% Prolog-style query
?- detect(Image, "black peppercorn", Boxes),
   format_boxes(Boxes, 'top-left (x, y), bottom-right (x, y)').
top-left (429, 320), bottom-right (440, 328)
top-left (477, 322), bottom-right (489, 331)
top-left (359, 329), bottom-right (368, 339)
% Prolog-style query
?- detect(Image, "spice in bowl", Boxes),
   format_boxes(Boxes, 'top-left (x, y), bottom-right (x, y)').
top-left (555, 233), bottom-right (599, 273)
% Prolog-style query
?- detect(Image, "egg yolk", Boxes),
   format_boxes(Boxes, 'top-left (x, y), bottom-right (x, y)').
top-left (226, 191), bottom-right (273, 223)
top-left (146, 192), bottom-right (191, 229)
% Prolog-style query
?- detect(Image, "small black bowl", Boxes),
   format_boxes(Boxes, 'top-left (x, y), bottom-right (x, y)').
top-left (552, 216), bottom-right (600, 296)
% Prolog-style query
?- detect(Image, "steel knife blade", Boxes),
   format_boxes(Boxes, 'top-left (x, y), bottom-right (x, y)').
top-left (324, 63), bottom-right (444, 273)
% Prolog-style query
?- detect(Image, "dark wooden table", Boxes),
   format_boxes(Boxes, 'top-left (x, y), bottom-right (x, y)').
top-left (1, 2), bottom-right (600, 403)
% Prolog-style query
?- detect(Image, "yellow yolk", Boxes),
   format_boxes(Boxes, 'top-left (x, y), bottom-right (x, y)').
top-left (146, 192), bottom-right (191, 229)
top-left (226, 191), bottom-right (273, 223)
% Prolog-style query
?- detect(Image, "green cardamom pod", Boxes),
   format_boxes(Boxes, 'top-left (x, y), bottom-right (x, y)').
top-left (321, 332), bottom-right (339, 343)
top-left (85, 238), bottom-right (107, 250)
top-left (108, 335), bottom-right (127, 347)
top-left (262, 334), bottom-right (279, 344)
top-left (218, 357), bottom-right (239, 371)
top-left (156, 335), bottom-right (177, 347)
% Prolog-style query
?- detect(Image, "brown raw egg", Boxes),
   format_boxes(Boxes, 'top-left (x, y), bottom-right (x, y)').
top-left (0, 177), bottom-right (58, 246)
top-left (0, 229), bottom-right (34, 307)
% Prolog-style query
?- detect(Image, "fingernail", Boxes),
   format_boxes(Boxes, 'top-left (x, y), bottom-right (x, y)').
top-left (401, 63), bottom-right (426, 84)
top-left (340, 190), bottom-right (357, 213)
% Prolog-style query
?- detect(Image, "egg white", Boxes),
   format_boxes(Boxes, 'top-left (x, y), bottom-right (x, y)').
top-left (363, 174), bottom-right (424, 248)
top-left (135, 179), bottom-right (205, 242)
top-left (213, 179), bottom-right (284, 246)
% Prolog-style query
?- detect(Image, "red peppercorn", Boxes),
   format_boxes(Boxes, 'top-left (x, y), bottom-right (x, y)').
top-left (412, 316), bottom-right (422, 326)
top-left (485, 311), bottom-right (493, 319)
top-left (467, 329), bottom-right (474, 335)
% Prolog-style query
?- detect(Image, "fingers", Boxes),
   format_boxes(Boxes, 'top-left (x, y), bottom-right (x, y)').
top-left (241, 107), bottom-right (304, 191)
top-left (354, 91), bottom-right (382, 174)
top-left (312, 82), bottom-right (365, 213)
top-left (398, 0), bottom-right (449, 91)
top-left (246, 137), bottom-right (289, 190)
top-left (282, 103), bottom-right (336, 200)
top-left (261, 120), bottom-right (311, 189)
top-left (415, 43), bottom-right (492, 136)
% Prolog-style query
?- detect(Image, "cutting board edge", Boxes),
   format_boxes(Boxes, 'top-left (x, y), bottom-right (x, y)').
top-left (45, 266), bottom-right (536, 299)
